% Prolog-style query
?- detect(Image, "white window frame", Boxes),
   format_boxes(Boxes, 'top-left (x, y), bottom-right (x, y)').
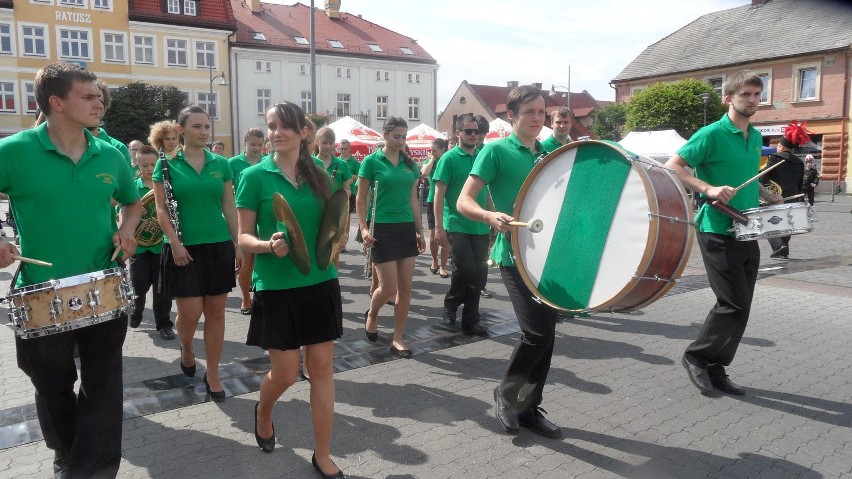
top-left (0, 23), bottom-right (14, 55)
top-left (299, 64), bottom-right (308, 75)
top-left (257, 88), bottom-right (271, 116)
top-left (793, 62), bottom-right (821, 102)
top-left (368, 43), bottom-right (382, 52)
top-left (57, 26), bottom-right (92, 62)
top-left (197, 91), bottom-right (218, 120)
top-left (20, 24), bottom-right (48, 58)
top-left (195, 40), bottom-right (215, 69)
top-left (376, 95), bottom-right (388, 120)
top-left (21, 80), bottom-right (38, 114)
top-left (300, 91), bottom-right (312, 113)
top-left (336, 67), bottom-right (342, 78)
top-left (183, 0), bottom-right (198, 16)
top-left (384, 71), bottom-right (390, 82)
top-left (167, 0), bottom-right (180, 14)
top-left (753, 69), bottom-right (772, 105)
top-left (294, 36), bottom-right (309, 45)
top-left (0, 81), bottom-right (17, 113)
top-left (93, 0), bottom-right (112, 10)
top-left (336, 93), bottom-right (351, 118)
top-left (407, 73), bottom-right (420, 83)
top-left (704, 75), bottom-right (725, 97)
top-left (101, 30), bottom-right (127, 64)
top-left (408, 97), bottom-right (419, 121)
top-left (132, 34), bottom-right (155, 65)
top-left (255, 60), bottom-right (271, 73)
top-left (58, 0), bottom-right (84, 6)
top-left (400, 47), bottom-right (413, 55)
top-left (30, 0), bottom-right (54, 4)
top-left (329, 40), bottom-right (343, 49)
top-left (165, 37), bottom-right (188, 67)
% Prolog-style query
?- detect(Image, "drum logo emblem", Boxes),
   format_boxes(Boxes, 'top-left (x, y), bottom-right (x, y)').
top-left (768, 215), bottom-right (783, 225)
top-left (68, 296), bottom-right (84, 311)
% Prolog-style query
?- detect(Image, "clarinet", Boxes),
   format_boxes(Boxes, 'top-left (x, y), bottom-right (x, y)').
top-left (363, 181), bottom-right (378, 279)
top-left (159, 147), bottom-right (183, 244)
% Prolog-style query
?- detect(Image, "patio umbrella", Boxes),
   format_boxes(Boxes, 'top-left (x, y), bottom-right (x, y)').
top-left (406, 123), bottom-right (447, 161)
top-left (327, 116), bottom-right (383, 159)
top-left (484, 118), bottom-right (513, 143)
top-left (537, 126), bottom-right (553, 142)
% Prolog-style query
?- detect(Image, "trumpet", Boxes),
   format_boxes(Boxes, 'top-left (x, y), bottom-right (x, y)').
top-left (159, 147), bottom-right (183, 244)
top-left (363, 180), bottom-right (378, 279)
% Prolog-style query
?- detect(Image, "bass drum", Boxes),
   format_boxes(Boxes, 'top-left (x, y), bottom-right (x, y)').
top-left (511, 140), bottom-right (694, 312)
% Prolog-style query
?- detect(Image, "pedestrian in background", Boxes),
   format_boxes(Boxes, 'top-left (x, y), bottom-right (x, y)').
top-left (802, 154), bottom-right (819, 206)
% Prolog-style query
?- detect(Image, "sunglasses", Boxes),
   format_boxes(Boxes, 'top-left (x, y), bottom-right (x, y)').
top-left (461, 128), bottom-right (479, 135)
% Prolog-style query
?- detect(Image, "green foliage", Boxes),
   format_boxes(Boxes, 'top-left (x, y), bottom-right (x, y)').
top-left (306, 113), bottom-right (329, 128)
top-left (102, 82), bottom-right (189, 144)
top-left (590, 103), bottom-right (627, 141)
top-left (625, 78), bottom-right (726, 138)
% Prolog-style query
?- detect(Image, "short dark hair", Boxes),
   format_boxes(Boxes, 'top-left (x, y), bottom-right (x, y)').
top-left (506, 85), bottom-right (543, 116)
top-left (138, 145), bottom-right (158, 157)
top-left (212, 141), bottom-right (225, 148)
top-left (456, 113), bottom-right (476, 132)
top-left (432, 138), bottom-right (448, 151)
top-left (474, 115), bottom-right (489, 134)
top-left (177, 105), bottom-right (209, 127)
top-left (34, 62), bottom-right (98, 116)
top-left (382, 116), bottom-right (408, 134)
top-left (723, 70), bottom-right (763, 97)
top-left (244, 127), bottom-right (264, 142)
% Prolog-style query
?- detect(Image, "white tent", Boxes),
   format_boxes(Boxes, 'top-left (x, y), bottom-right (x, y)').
top-left (618, 130), bottom-right (687, 161)
top-left (326, 116), bottom-right (383, 159)
top-left (537, 126), bottom-right (553, 142)
top-left (484, 118), bottom-right (513, 143)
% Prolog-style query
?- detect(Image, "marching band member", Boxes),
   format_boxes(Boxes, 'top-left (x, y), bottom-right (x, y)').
top-left (148, 120), bottom-right (181, 159)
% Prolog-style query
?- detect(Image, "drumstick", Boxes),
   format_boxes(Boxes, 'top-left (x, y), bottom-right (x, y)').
top-left (712, 160), bottom-right (786, 207)
top-left (503, 218), bottom-right (544, 233)
top-left (782, 193), bottom-right (805, 201)
top-left (111, 245), bottom-right (122, 261)
top-left (12, 255), bottom-right (53, 267)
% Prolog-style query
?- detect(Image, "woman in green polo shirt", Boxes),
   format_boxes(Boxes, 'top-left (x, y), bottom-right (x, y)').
top-left (357, 116), bottom-right (425, 358)
top-left (316, 126), bottom-right (351, 266)
top-left (236, 102), bottom-right (345, 477)
top-left (152, 105), bottom-right (242, 403)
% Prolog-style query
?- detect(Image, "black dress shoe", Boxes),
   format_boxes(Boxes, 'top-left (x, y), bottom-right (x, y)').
top-left (708, 367), bottom-right (745, 395)
top-left (159, 327), bottom-right (176, 340)
top-left (179, 345), bottom-right (196, 378)
top-left (312, 452), bottom-right (346, 478)
top-left (364, 310), bottom-right (378, 342)
top-left (493, 387), bottom-right (519, 434)
top-left (480, 289), bottom-right (493, 298)
top-left (129, 315), bottom-right (142, 328)
top-left (770, 245), bottom-right (789, 259)
top-left (441, 309), bottom-right (457, 326)
top-left (681, 355), bottom-right (713, 394)
top-left (203, 373), bottom-right (226, 402)
top-left (389, 344), bottom-right (412, 358)
top-left (462, 323), bottom-right (488, 336)
top-left (254, 402), bottom-right (275, 453)
top-left (518, 407), bottom-right (562, 438)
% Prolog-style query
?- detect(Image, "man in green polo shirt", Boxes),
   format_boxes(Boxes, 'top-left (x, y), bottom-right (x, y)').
top-left (434, 113), bottom-right (490, 335)
top-left (459, 85), bottom-right (562, 439)
top-left (665, 71), bottom-right (770, 397)
top-left (0, 62), bottom-right (142, 479)
top-left (541, 105), bottom-right (573, 153)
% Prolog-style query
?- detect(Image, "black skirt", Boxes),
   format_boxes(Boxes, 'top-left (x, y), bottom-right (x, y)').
top-left (425, 201), bottom-right (436, 230)
top-left (247, 279), bottom-right (343, 351)
top-left (372, 221), bottom-right (419, 264)
top-left (160, 241), bottom-right (236, 298)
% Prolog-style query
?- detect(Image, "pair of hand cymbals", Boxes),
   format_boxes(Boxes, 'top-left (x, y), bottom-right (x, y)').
top-left (316, 189), bottom-right (349, 270)
top-left (272, 193), bottom-right (310, 276)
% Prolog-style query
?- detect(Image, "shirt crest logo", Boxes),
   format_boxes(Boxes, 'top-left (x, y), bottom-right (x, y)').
top-left (96, 173), bottom-right (115, 185)
top-left (210, 171), bottom-right (224, 179)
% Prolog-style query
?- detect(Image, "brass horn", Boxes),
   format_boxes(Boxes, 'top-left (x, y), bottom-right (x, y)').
top-left (134, 190), bottom-right (164, 247)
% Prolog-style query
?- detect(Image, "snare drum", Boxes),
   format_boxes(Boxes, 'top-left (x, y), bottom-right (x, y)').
top-left (5, 268), bottom-right (134, 339)
top-left (512, 141), bottom-right (694, 312)
top-left (730, 202), bottom-right (813, 241)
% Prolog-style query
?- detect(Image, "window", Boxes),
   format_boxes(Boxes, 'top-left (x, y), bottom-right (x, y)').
top-left (336, 93), bottom-right (351, 118)
top-left (755, 70), bottom-right (771, 104)
top-left (336, 67), bottom-right (351, 78)
top-left (59, 28), bottom-right (91, 60)
top-left (368, 43), bottom-right (382, 52)
top-left (59, 0), bottom-right (84, 6)
top-left (299, 64), bottom-right (308, 75)
top-left (376, 96), bottom-right (388, 120)
top-left (22, 81), bottom-right (38, 114)
top-left (705, 75), bottom-right (724, 97)
top-left (0, 24), bottom-right (11, 54)
top-left (400, 47), bottom-right (414, 55)
top-left (300, 91), bottom-right (312, 113)
top-left (794, 63), bottom-right (820, 101)
top-left (93, 0), bottom-right (112, 9)
top-left (183, 0), bottom-right (197, 16)
top-left (408, 97), bottom-right (419, 121)
top-left (166, 38), bottom-right (188, 67)
top-left (255, 61), bottom-right (271, 73)
top-left (167, 0), bottom-right (180, 14)
top-left (22, 25), bottom-right (47, 57)
top-left (329, 40), bottom-right (344, 49)
top-left (197, 91), bottom-right (217, 119)
top-left (384, 71), bottom-right (390, 81)
top-left (257, 89), bottom-right (271, 115)
top-left (195, 41), bottom-right (215, 68)
top-left (133, 35), bottom-right (154, 65)
top-left (294, 36), bottom-right (309, 45)
top-left (407, 73), bottom-right (420, 84)
top-left (102, 32), bottom-right (126, 63)
top-left (0, 82), bottom-right (16, 113)
top-left (251, 32), bottom-right (267, 42)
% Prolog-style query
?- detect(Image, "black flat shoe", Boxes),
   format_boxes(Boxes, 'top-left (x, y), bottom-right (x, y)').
top-left (203, 373), bottom-right (226, 402)
top-left (312, 452), bottom-right (346, 479)
top-left (429, 267), bottom-right (438, 274)
top-left (254, 402), bottom-right (275, 453)
top-left (364, 310), bottom-right (378, 342)
top-left (179, 345), bottom-right (196, 378)
top-left (389, 344), bottom-right (412, 358)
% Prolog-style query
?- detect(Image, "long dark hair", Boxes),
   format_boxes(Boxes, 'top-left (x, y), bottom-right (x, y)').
top-left (267, 102), bottom-right (330, 201)
top-left (383, 116), bottom-right (415, 171)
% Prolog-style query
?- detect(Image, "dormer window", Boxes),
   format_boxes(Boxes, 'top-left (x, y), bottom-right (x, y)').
top-left (400, 47), bottom-right (414, 55)
top-left (166, 0), bottom-right (198, 16)
top-left (329, 40), bottom-right (344, 49)
top-left (294, 36), bottom-right (309, 45)
top-left (368, 44), bottom-right (382, 52)
top-left (251, 32), bottom-right (267, 42)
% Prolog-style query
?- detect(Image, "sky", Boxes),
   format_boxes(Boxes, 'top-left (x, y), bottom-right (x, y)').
top-left (268, 0), bottom-right (747, 108)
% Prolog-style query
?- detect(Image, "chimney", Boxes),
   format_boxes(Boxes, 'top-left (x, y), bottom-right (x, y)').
top-left (751, 0), bottom-right (767, 4)
top-left (325, 0), bottom-right (341, 19)
top-left (507, 80), bottom-right (519, 89)
top-left (247, 0), bottom-right (261, 14)
top-left (532, 82), bottom-right (542, 90)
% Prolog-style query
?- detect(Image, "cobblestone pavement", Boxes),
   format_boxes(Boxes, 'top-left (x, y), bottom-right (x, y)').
top-left (1, 195), bottom-right (850, 479)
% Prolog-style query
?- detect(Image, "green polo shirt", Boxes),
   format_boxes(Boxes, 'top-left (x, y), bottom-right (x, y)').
top-left (152, 149), bottom-right (233, 246)
top-left (320, 156), bottom-right (351, 193)
top-left (423, 157), bottom-right (440, 203)
top-left (235, 157), bottom-right (337, 290)
top-left (131, 178), bottom-right (163, 255)
top-left (345, 157), bottom-right (360, 195)
top-left (677, 114), bottom-right (762, 235)
top-left (0, 123), bottom-right (138, 287)
top-left (433, 146), bottom-right (489, 234)
top-left (96, 128), bottom-right (132, 166)
top-left (358, 149), bottom-right (420, 223)
top-left (541, 134), bottom-right (571, 154)
top-left (470, 133), bottom-right (544, 266)
top-left (228, 152), bottom-right (262, 191)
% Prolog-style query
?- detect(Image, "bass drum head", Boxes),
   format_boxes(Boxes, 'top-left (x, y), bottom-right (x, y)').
top-left (512, 141), bottom-right (653, 312)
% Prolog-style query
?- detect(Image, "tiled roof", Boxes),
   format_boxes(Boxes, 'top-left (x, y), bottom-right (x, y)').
top-left (230, 0), bottom-right (435, 64)
top-left (614, 0), bottom-right (852, 82)
top-left (129, 0), bottom-right (236, 30)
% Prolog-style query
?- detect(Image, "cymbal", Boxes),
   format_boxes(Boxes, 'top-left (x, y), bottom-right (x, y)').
top-left (316, 189), bottom-right (349, 270)
top-left (272, 192), bottom-right (310, 276)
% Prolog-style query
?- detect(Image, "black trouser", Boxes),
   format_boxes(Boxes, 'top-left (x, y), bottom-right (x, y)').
top-left (685, 232), bottom-right (759, 368)
top-left (498, 266), bottom-right (558, 413)
top-left (767, 235), bottom-right (791, 253)
top-left (444, 232), bottom-right (489, 325)
top-left (129, 251), bottom-right (173, 330)
top-left (804, 188), bottom-right (815, 206)
top-left (16, 317), bottom-right (128, 479)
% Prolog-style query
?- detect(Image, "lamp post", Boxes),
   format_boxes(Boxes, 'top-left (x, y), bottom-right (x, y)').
top-left (208, 65), bottom-right (227, 147)
top-left (550, 84), bottom-right (571, 111)
top-left (699, 92), bottom-right (711, 126)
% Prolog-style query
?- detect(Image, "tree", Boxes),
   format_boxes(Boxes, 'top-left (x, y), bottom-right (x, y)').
top-left (590, 103), bottom-right (627, 141)
top-left (625, 78), bottom-right (726, 139)
top-left (103, 82), bottom-right (189, 144)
